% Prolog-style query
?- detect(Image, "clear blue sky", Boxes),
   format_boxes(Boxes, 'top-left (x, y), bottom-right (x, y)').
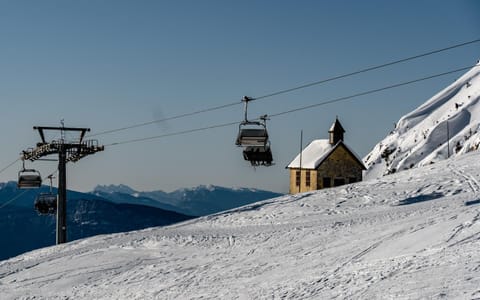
top-left (0, 0), bottom-right (479, 193)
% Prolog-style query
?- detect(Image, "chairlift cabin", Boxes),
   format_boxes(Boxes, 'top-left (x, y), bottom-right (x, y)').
top-left (236, 96), bottom-right (274, 166)
top-left (236, 122), bottom-right (274, 166)
top-left (34, 193), bottom-right (57, 215)
top-left (17, 169), bottom-right (42, 189)
top-left (235, 122), bottom-right (269, 147)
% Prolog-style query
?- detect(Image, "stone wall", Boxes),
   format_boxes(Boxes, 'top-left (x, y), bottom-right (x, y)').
top-left (316, 144), bottom-right (363, 189)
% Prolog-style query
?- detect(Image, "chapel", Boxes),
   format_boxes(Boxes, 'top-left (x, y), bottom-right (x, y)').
top-left (286, 118), bottom-right (366, 194)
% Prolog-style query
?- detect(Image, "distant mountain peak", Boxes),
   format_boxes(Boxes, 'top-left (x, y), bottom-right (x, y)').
top-left (93, 184), bottom-right (137, 195)
top-left (177, 184), bottom-right (218, 192)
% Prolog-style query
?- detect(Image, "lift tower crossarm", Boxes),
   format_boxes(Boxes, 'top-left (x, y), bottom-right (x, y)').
top-left (33, 126), bottom-right (90, 144)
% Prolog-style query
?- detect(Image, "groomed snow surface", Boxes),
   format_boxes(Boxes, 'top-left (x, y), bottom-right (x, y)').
top-left (2, 152), bottom-right (480, 299)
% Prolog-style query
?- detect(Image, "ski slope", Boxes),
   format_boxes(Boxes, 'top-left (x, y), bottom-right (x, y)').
top-left (1, 152), bottom-right (480, 299)
top-left (365, 60), bottom-right (480, 179)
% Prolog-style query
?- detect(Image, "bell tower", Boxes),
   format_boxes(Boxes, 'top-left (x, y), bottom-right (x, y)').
top-left (328, 117), bottom-right (345, 145)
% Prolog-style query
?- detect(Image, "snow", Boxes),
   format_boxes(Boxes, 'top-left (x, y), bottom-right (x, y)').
top-left (287, 139), bottom-right (364, 170)
top-left (287, 139), bottom-right (333, 169)
top-left (94, 184), bottom-right (136, 195)
top-left (364, 61), bottom-right (480, 179)
top-left (1, 151), bottom-right (480, 298)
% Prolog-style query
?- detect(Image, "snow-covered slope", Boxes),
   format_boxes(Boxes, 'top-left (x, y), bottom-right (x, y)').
top-left (364, 61), bottom-right (480, 179)
top-left (0, 183), bottom-right (193, 261)
top-left (2, 152), bottom-right (480, 298)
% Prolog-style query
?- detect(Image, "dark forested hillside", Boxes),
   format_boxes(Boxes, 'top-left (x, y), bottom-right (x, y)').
top-left (0, 182), bottom-right (193, 261)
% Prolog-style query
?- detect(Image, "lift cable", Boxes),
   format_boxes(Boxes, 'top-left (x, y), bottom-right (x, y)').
top-left (89, 102), bottom-right (239, 137)
top-left (252, 38), bottom-right (480, 101)
top-left (269, 65), bottom-right (477, 118)
top-left (106, 121), bottom-right (239, 146)
top-left (89, 38), bottom-right (480, 138)
top-left (106, 64), bottom-right (478, 147)
top-left (0, 63), bottom-right (476, 207)
top-left (0, 189), bottom-right (31, 210)
top-left (1, 41), bottom-right (479, 185)
top-left (0, 158), bottom-right (21, 175)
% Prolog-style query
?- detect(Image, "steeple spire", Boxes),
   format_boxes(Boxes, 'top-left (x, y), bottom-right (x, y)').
top-left (328, 117), bottom-right (345, 145)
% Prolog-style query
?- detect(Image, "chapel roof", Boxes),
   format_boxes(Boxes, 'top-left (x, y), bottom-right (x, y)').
top-left (286, 139), bottom-right (365, 170)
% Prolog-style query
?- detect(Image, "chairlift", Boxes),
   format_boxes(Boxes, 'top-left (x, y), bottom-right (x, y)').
top-left (236, 96), bottom-right (274, 166)
top-left (34, 174), bottom-right (56, 215)
top-left (34, 193), bottom-right (57, 215)
top-left (17, 161), bottom-right (42, 189)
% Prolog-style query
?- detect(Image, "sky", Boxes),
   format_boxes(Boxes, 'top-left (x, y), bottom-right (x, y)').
top-left (0, 0), bottom-right (479, 194)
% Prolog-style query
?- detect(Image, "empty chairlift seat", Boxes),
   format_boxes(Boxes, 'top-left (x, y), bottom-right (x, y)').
top-left (236, 127), bottom-right (269, 147)
top-left (17, 169), bottom-right (42, 189)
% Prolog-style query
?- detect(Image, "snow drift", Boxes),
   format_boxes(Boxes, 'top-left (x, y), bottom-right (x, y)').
top-left (364, 60), bottom-right (480, 179)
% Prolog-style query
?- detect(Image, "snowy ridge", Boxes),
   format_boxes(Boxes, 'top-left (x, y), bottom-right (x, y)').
top-left (94, 184), bottom-right (137, 194)
top-left (94, 184), bottom-right (265, 195)
top-left (364, 61), bottom-right (480, 179)
top-left (92, 184), bottom-right (282, 216)
top-left (1, 152), bottom-right (480, 298)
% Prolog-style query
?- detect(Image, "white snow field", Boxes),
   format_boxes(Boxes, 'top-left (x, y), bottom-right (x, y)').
top-left (1, 151), bottom-right (480, 299)
top-left (365, 61), bottom-right (480, 179)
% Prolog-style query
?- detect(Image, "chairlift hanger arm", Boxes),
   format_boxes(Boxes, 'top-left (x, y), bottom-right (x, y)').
top-left (242, 96), bottom-right (255, 122)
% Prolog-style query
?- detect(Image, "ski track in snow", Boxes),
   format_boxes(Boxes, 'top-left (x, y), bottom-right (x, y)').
top-left (1, 153), bottom-right (480, 298)
top-left (450, 164), bottom-right (480, 193)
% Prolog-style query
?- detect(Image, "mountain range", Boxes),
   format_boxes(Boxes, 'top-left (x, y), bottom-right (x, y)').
top-left (0, 182), bottom-right (281, 261)
top-left (91, 184), bottom-right (282, 216)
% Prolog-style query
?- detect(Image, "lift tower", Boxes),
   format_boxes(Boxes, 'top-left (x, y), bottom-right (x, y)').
top-left (21, 126), bottom-right (104, 244)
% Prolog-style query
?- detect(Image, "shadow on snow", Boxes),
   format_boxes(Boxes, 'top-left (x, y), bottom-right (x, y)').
top-left (397, 192), bottom-right (444, 206)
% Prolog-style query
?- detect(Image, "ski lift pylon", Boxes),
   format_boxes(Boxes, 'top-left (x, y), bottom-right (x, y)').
top-left (236, 96), bottom-right (274, 166)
